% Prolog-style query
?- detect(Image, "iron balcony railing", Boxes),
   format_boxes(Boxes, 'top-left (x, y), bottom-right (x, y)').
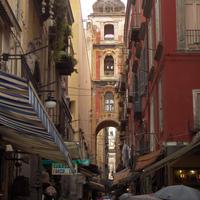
top-left (185, 29), bottom-right (200, 49)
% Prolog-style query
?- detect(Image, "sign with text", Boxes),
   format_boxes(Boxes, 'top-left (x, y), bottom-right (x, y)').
top-left (52, 163), bottom-right (73, 175)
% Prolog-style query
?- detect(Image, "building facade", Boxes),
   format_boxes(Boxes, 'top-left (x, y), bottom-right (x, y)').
top-left (0, 0), bottom-right (88, 199)
top-left (69, 0), bottom-right (92, 161)
top-left (123, 0), bottom-right (200, 194)
top-left (86, 0), bottom-right (126, 177)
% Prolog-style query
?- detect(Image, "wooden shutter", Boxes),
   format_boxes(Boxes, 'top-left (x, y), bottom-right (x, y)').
top-left (143, 0), bottom-right (153, 18)
top-left (195, 92), bottom-right (200, 129)
top-left (139, 22), bottom-right (147, 40)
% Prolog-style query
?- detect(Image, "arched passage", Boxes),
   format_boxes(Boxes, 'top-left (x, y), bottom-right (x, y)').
top-left (95, 120), bottom-right (120, 180)
top-left (95, 120), bottom-right (119, 135)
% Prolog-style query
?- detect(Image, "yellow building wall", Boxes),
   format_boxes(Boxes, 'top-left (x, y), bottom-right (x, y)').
top-left (69, 0), bottom-right (92, 158)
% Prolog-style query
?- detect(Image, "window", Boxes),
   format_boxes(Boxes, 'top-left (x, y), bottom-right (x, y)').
top-left (150, 93), bottom-right (156, 151)
top-left (148, 18), bottom-right (154, 70)
top-left (143, 0), bottom-right (153, 18)
top-left (158, 78), bottom-right (163, 132)
top-left (104, 92), bottom-right (114, 112)
top-left (184, 0), bottom-right (200, 48)
top-left (155, 0), bottom-right (162, 43)
top-left (193, 89), bottom-right (200, 130)
top-left (185, 0), bottom-right (200, 30)
top-left (104, 24), bottom-right (114, 40)
top-left (177, 0), bottom-right (200, 49)
top-left (104, 55), bottom-right (114, 76)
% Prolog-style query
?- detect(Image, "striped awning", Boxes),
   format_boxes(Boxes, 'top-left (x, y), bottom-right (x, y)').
top-left (135, 150), bottom-right (161, 171)
top-left (0, 70), bottom-right (74, 172)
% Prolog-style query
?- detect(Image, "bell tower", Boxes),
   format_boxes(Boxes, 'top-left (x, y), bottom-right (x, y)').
top-left (86, 0), bottom-right (125, 178)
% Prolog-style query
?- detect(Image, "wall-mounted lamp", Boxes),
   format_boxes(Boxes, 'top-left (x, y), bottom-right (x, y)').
top-left (45, 93), bottom-right (56, 108)
top-left (39, 80), bottom-right (58, 109)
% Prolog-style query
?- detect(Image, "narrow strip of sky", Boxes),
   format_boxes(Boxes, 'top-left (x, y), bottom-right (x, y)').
top-left (80, 0), bottom-right (127, 20)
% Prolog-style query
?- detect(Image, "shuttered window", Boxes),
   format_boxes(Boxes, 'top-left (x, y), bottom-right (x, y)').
top-left (193, 90), bottom-right (200, 130)
top-left (158, 78), bottom-right (163, 132)
top-left (184, 0), bottom-right (200, 48)
top-left (155, 0), bottom-right (162, 42)
top-left (185, 0), bottom-right (200, 29)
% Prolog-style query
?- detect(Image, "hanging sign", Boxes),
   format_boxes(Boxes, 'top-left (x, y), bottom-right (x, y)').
top-left (52, 163), bottom-right (73, 175)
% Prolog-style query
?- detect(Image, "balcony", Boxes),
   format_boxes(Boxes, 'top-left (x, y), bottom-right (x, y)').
top-left (185, 29), bottom-right (200, 50)
top-left (34, 0), bottom-right (54, 22)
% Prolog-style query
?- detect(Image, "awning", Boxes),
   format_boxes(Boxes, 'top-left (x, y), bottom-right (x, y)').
top-left (79, 164), bottom-right (100, 177)
top-left (0, 70), bottom-right (74, 172)
top-left (64, 142), bottom-right (81, 160)
top-left (87, 181), bottom-right (105, 192)
top-left (142, 139), bottom-right (200, 174)
top-left (135, 150), bottom-right (162, 171)
top-left (112, 168), bottom-right (133, 186)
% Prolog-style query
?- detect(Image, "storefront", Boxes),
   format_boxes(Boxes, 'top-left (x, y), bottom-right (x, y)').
top-left (138, 138), bottom-right (200, 194)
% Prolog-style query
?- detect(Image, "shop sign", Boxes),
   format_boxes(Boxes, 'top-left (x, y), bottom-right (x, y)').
top-left (72, 159), bottom-right (90, 166)
top-left (52, 163), bottom-right (73, 175)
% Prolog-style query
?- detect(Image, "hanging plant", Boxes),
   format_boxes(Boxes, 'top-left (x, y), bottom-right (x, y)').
top-left (55, 51), bottom-right (78, 75)
top-left (53, 0), bottom-right (72, 54)
top-left (52, 0), bottom-right (77, 75)
top-left (64, 24), bottom-right (72, 37)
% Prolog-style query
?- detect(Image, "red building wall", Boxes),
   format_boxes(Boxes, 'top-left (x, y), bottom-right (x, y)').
top-left (161, 0), bottom-right (177, 53)
top-left (150, 0), bottom-right (200, 145)
top-left (162, 55), bottom-right (200, 142)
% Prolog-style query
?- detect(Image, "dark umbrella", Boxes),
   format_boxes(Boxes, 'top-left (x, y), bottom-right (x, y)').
top-left (119, 193), bottom-right (160, 200)
top-left (154, 185), bottom-right (200, 200)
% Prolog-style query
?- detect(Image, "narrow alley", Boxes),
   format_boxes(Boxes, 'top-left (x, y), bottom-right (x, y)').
top-left (0, 0), bottom-right (200, 200)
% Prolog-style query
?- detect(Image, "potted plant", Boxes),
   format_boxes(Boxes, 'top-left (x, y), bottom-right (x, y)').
top-left (55, 51), bottom-right (78, 75)
top-left (51, 0), bottom-right (77, 75)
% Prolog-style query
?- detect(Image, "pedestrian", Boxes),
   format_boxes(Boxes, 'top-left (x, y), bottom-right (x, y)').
top-left (41, 171), bottom-right (57, 200)
top-left (42, 182), bottom-right (57, 200)
top-left (97, 193), bottom-right (103, 200)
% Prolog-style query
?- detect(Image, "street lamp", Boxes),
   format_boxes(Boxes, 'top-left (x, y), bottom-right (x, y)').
top-left (45, 93), bottom-right (57, 108)
top-left (39, 81), bottom-right (58, 109)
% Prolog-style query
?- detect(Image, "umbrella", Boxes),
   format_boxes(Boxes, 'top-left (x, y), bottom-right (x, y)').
top-left (119, 193), bottom-right (160, 200)
top-left (128, 194), bottom-right (160, 200)
top-left (119, 193), bottom-right (133, 200)
top-left (154, 185), bottom-right (200, 200)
